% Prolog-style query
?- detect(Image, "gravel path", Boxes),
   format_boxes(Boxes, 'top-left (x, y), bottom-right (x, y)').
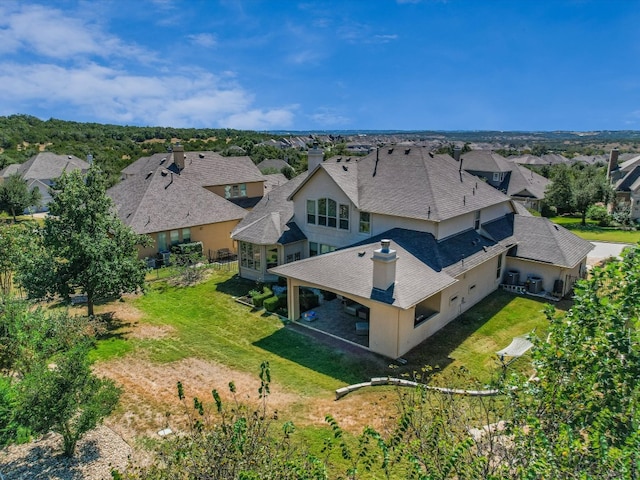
top-left (0, 426), bottom-right (132, 480)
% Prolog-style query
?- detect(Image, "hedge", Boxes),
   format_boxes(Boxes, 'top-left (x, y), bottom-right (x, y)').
top-left (264, 294), bottom-right (287, 313)
top-left (251, 287), bottom-right (273, 308)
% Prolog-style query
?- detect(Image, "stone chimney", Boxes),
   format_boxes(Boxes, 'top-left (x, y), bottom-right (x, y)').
top-left (606, 148), bottom-right (619, 180)
top-left (173, 144), bottom-right (185, 171)
top-left (307, 141), bottom-right (324, 171)
top-left (371, 239), bottom-right (398, 291)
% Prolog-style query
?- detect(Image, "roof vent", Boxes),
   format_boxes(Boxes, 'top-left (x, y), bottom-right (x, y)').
top-left (199, 153), bottom-right (205, 158)
top-left (68, 155), bottom-right (72, 159)
top-left (342, 165), bottom-right (348, 171)
top-left (404, 148), bottom-right (411, 154)
top-left (161, 169), bottom-right (169, 176)
top-left (388, 148), bottom-right (394, 154)
top-left (336, 158), bottom-right (342, 163)
top-left (160, 157), bottom-right (166, 164)
top-left (146, 171), bottom-right (153, 179)
top-left (346, 157), bottom-right (351, 162)
top-left (428, 151), bottom-right (434, 158)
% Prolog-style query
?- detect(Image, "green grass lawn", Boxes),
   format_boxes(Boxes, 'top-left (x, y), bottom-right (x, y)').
top-left (550, 216), bottom-right (640, 243)
top-left (95, 272), bottom-right (562, 394)
top-left (399, 290), bottom-right (563, 382)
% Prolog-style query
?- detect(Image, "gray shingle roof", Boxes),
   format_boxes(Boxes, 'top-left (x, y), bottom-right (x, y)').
top-left (232, 172), bottom-right (309, 245)
top-left (257, 159), bottom-right (290, 172)
top-left (122, 151), bottom-right (265, 188)
top-left (178, 152), bottom-right (265, 187)
top-left (1, 152), bottom-right (89, 180)
top-left (483, 214), bottom-right (593, 268)
top-left (506, 165), bottom-right (550, 199)
top-left (271, 227), bottom-right (508, 309)
top-left (461, 150), bottom-right (512, 173)
top-left (263, 173), bottom-right (289, 194)
top-left (290, 148), bottom-right (511, 222)
top-left (615, 166), bottom-right (640, 192)
top-left (107, 168), bottom-right (247, 235)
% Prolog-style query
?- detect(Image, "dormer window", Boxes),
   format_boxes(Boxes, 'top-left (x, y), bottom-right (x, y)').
top-left (225, 183), bottom-right (247, 199)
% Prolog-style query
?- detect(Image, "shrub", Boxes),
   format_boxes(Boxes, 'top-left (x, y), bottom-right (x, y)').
top-left (587, 204), bottom-right (609, 222)
top-left (540, 203), bottom-right (557, 218)
top-left (250, 287), bottom-right (273, 308)
top-left (264, 294), bottom-right (286, 313)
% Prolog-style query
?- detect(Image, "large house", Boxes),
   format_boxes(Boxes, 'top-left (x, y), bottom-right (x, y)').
top-left (233, 146), bottom-right (592, 359)
top-left (0, 152), bottom-right (90, 211)
top-left (460, 150), bottom-right (550, 211)
top-left (108, 147), bottom-right (266, 262)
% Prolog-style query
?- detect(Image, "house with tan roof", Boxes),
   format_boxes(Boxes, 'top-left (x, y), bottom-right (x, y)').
top-left (233, 146), bottom-right (592, 359)
top-left (0, 152), bottom-right (90, 211)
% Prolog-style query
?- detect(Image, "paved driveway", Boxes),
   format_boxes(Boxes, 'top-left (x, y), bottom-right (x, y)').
top-left (587, 241), bottom-right (632, 265)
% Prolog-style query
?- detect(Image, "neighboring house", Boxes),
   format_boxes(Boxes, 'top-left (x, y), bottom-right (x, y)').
top-left (256, 158), bottom-right (290, 173)
top-left (234, 146), bottom-right (591, 359)
top-left (108, 166), bottom-right (247, 262)
top-left (608, 150), bottom-right (640, 221)
top-left (263, 173), bottom-right (289, 194)
top-left (460, 150), bottom-right (550, 211)
top-left (122, 146), bottom-right (266, 209)
top-left (0, 152), bottom-right (90, 211)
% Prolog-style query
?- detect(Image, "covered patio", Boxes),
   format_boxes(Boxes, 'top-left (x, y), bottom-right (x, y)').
top-left (297, 296), bottom-right (370, 349)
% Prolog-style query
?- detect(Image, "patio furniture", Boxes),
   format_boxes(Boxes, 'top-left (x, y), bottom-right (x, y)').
top-left (355, 321), bottom-right (369, 335)
top-left (302, 311), bottom-right (318, 322)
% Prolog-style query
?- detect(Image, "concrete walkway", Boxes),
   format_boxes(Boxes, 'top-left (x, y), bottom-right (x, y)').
top-left (587, 241), bottom-right (633, 265)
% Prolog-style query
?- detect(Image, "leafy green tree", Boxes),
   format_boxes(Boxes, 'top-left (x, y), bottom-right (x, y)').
top-left (508, 245), bottom-right (640, 477)
top-left (0, 173), bottom-right (42, 221)
top-left (17, 166), bottom-right (148, 315)
top-left (0, 223), bottom-right (30, 296)
top-left (572, 164), bottom-right (613, 225)
top-left (15, 340), bottom-right (121, 457)
top-left (544, 163), bottom-right (574, 215)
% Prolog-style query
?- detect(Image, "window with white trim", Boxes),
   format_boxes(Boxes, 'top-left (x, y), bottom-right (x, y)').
top-left (307, 198), bottom-right (349, 230)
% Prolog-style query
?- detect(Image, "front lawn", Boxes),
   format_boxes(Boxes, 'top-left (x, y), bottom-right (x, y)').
top-left (550, 216), bottom-right (640, 243)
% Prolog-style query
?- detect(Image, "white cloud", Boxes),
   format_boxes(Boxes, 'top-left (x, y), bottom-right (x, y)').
top-left (188, 33), bottom-right (217, 48)
top-left (0, 3), bottom-right (151, 62)
top-left (0, 3), bottom-right (296, 129)
top-left (309, 108), bottom-right (350, 127)
top-left (223, 107), bottom-right (297, 130)
top-left (0, 62), bottom-right (296, 128)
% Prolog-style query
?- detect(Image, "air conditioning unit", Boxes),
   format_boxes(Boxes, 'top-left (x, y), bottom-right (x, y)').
top-left (527, 276), bottom-right (543, 294)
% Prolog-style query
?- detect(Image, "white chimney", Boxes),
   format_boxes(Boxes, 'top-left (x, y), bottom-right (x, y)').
top-left (371, 239), bottom-right (398, 291)
top-left (307, 141), bottom-right (324, 171)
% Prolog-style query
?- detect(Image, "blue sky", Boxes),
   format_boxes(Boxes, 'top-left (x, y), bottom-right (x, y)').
top-left (1, 0), bottom-right (639, 131)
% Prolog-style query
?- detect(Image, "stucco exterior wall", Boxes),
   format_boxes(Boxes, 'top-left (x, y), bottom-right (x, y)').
top-left (504, 257), bottom-right (584, 296)
top-left (206, 180), bottom-right (264, 200)
top-left (370, 213), bottom-right (437, 237)
top-left (293, 169), bottom-right (358, 248)
top-left (438, 203), bottom-right (512, 240)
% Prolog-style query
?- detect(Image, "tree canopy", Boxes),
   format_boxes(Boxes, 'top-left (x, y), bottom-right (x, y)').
top-left (0, 173), bottom-right (41, 221)
top-left (17, 166), bottom-right (148, 315)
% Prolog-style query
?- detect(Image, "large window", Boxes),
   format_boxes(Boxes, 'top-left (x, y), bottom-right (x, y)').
top-left (170, 230), bottom-right (180, 246)
top-left (359, 212), bottom-right (370, 233)
top-left (309, 242), bottom-right (335, 257)
top-left (157, 232), bottom-right (167, 252)
top-left (307, 198), bottom-right (349, 230)
top-left (240, 242), bottom-right (261, 271)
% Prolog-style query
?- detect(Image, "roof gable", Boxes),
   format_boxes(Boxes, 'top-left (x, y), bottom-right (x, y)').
top-left (4, 153), bottom-right (89, 181)
top-left (107, 168), bottom-right (247, 234)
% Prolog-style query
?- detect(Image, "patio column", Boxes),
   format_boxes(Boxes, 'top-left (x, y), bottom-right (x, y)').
top-left (287, 279), bottom-right (300, 321)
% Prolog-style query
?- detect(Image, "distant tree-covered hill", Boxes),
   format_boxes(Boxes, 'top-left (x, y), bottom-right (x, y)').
top-left (0, 115), bottom-right (305, 184)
